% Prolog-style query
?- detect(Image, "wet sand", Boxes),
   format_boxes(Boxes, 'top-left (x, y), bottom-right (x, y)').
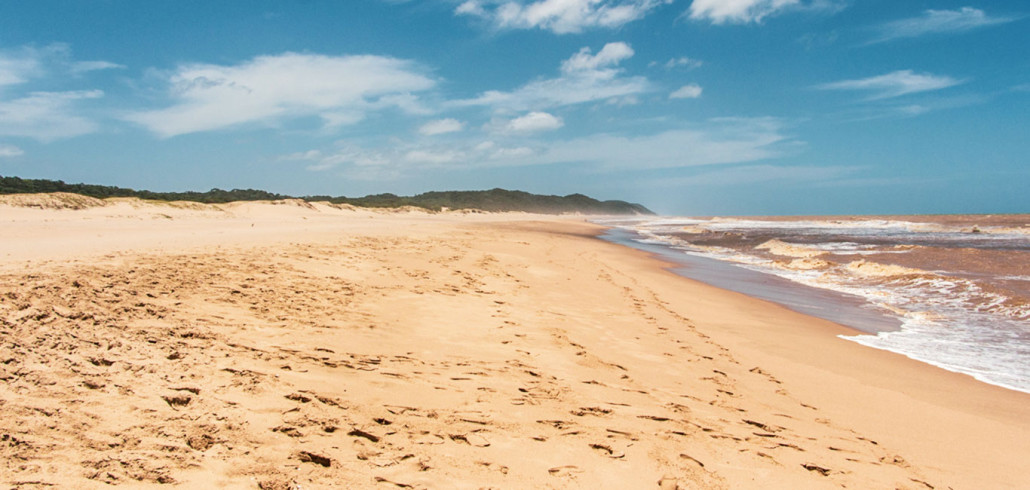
top-left (1, 194), bottom-right (1027, 488)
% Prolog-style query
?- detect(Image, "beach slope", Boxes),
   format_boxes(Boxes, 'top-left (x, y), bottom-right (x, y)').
top-left (1, 196), bottom-right (1027, 488)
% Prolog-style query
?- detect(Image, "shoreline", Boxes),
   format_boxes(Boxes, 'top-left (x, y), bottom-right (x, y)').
top-left (584, 220), bottom-right (1030, 487)
top-left (598, 227), bottom-right (904, 335)
top-left (598, 226), bottom-right (1030, 395)
top-left (1, 199), bottom-right (1027, 488)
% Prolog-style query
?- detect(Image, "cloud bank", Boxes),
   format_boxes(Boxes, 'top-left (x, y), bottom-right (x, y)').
top-left (288, 116), bottom-right (792, 179)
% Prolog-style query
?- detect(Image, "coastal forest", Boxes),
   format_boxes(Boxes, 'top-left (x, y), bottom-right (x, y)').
top-left (0, 175), bottom-right (653, 215)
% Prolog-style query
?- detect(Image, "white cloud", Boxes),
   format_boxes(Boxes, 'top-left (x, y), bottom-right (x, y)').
top-left (0, 144), bottom-right (24, 158)
top-left (670, 84), bottom-right (703, 99)
top-left (687, 0), bottom-right (842, 24)
top-left (456, 0), bottom-right (671, 34)
top-left (871, 7), bottom-right (1018, 44)
top-left (503, 111), bottom-right (565, 132)
top-left (281, 149), bottom-right (324, 161)
top-left (0, 53), bottom-right (41, 88)
top-left (561, 42), bottom-right (634, 73)
top-left (319, 111), bottom-right (366, 129)
top-left (419, 118), bottom-right (464, 135)
top-left (491, 146), bottom-right (534, 158)
top-left (125, 52), bottom-right (436, 137)
top-left (455, 42), bottom-right (649, 111)
top-left (662, 57), bottom-right (703, 69)
top-left (456, 1), bottom-right (487, 16)
top-left (0, 44), bottom-right (123, 85)
top-left (0, 44), bottom-right (122, 141)
top-left (404, 149), bottom-right (465, 164)
top-left (818, 70), bottom-right (963, 99)
top-left (70, 60), bottom-right (126, 75)
top-left (688, 0), bottom-right (799, 24)
top-left (0, 90), bottom-right (103, 141)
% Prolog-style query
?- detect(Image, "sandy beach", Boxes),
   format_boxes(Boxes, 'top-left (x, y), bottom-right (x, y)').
top-left (1, 194), bottom-right (1027, 489)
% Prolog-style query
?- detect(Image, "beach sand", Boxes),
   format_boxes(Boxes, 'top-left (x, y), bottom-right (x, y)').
top-left (1, 194), bottom-right (1027, 489)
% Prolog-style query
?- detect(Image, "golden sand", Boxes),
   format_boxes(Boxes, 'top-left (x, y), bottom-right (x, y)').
top-left (1, 198), bottom-right (1027, 488)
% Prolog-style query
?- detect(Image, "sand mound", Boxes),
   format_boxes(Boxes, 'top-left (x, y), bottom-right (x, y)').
top-left (315, 202), bottom-right (362, 212)
top-left (373, 205), bottom-right (434, 215)
top-left (0, 192), bottom-right (109, 210)
top-left (756, 239), bottom-right (826, 259)
top-left (99, 197), bottom-right (225, 213)
top-left (270, 198), bottom-right (317, 210)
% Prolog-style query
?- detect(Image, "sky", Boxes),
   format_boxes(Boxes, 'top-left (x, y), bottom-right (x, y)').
top-left (0, 0), bottom-right (1026, 215)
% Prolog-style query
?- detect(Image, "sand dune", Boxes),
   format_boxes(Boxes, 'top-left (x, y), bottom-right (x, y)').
top-left (1, 198), bottom-right (1027, 488)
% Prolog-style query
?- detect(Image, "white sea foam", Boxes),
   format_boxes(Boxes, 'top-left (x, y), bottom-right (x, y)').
top-left (601, 216), bottom-right (1030, 394)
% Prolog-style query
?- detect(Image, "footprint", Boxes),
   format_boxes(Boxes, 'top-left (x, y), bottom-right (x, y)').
top-left (801, 463), bottom-right (831, 476)
top-left (449, 433), bottom-right (490, 447)
top-left (589, 443), bottom-right (625, 459)
top-left (414, 433), bottom-right (446, 445)
top-left (547, 465), bottom-right (583, 477)
top-left (570, 407), bottom-right (611, 417)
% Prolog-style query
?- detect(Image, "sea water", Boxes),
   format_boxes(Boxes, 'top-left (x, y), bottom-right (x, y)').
top-left (596, 215), bottom-right (1030, 394)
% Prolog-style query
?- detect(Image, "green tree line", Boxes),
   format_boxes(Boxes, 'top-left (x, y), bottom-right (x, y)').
top-left (0, 175), bottom-right (653, 215)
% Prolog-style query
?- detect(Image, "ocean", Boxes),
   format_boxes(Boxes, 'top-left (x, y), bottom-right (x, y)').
top-left (596, 215), bottom-right (1030, 394)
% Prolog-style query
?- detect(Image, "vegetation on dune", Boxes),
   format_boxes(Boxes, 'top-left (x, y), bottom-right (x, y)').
top-left (0, 175), bottom-right (653, 215)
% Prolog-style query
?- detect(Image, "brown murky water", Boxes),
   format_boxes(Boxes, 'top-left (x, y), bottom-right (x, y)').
top-left (599, 215), bottom-right (1030, 393)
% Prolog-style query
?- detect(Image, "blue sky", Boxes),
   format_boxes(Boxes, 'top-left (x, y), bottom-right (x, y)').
top-left (0, 0), bottom-right (1026, 215)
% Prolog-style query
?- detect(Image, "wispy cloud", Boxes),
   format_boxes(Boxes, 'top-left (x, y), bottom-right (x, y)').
top-left (0, 44), bottom-right (121, 141)
top-left (657, 56), bottom-right (703, 69)
top-left (830, 93), bottom-right (988, 122)
top-left (0, 144), bottom-right (24, 158)
top-left (456, 0), bottom-right (671, 34)
top-left (419, 118), bottom-right (464, 135)
top-left (686, 0), bottom-right (844, 25)
top-left (670, 84), bottom-right (702, 99)
top-left (870, 7), bottom-right (1018, 44)
top-left (70, 60), bottom-right (126, 75)
top-left (0, 44), bottom-right (123, 86)
top-left (125, 53), bottom-right (436, 137)
top-left (0, 90), bottom-right (103, 142)
top-left (0, 52), bottom-right (42, 89)
top-left (818, 70), bottom-right (963, 100)
top-left (454, 42), bottom-right (649, 111)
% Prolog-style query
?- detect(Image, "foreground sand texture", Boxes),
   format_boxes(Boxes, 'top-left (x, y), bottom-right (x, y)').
top-left (1, 195), bottom-right (1028, 488)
